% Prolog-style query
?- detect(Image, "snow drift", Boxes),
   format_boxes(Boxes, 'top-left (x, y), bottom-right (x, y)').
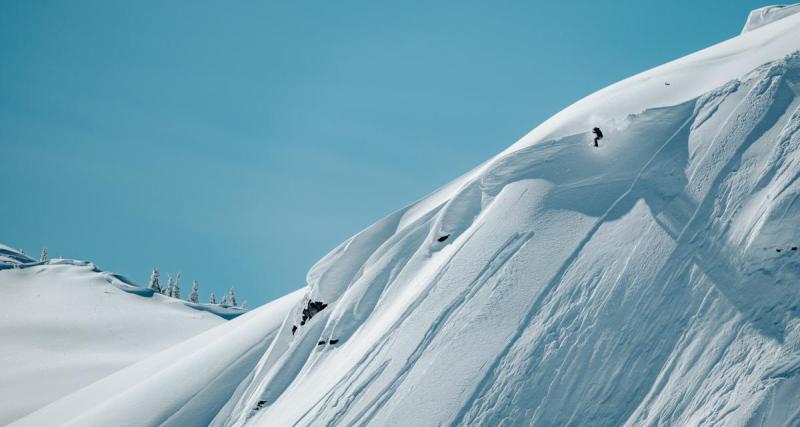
top-left (11, 4), bottom-right (800, 427)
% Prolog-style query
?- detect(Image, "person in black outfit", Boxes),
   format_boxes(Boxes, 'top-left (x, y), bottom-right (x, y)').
top-left (592, 127), bottom-right (604, 147)
top-left (592, 127), bottom-right (603, 147)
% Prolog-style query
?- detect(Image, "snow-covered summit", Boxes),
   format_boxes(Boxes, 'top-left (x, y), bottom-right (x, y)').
top-left (742, 3), bottom-right (800, 34)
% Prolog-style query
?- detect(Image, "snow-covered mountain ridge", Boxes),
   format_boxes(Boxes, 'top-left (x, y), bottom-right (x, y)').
top-left (0, 245), bottom-right (233, 424)
top-left (10, 5), bottom-right (800, 427)
top-left (217, 8), bottom-right (800, 426)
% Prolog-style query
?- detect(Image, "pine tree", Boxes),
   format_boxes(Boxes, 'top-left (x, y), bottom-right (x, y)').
top-left (40, 247), bottom-right (48, 262)
top-left (147, 268), bottom-right (162, 293)
top-left (209, 292), bottom-right (217, 304)
top-left (164, 273), bottom-right (174, 296)
top-left (172, 272), bottom-right (181, 299)
top-left (220, 294), bottom-right (228, 306)
top-left (188, 280), bottom-right (199, 303)
top-left (228, 287), bottom-right (237, 307)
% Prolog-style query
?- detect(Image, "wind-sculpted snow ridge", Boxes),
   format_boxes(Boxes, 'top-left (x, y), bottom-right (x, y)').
top-left (743, 4), bottom-right (800, 34)
top-left (215, 13), bottom-right (800, 427)
top-left (0, 244), bottom-right (37, 265)
top-left (0, 247), bottom-right (249, 319)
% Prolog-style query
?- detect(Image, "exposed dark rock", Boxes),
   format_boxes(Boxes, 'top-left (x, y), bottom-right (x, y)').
top-left (293, 300), bottom-right (329, 335)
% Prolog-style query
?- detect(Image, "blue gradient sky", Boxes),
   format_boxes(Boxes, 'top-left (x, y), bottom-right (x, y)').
top-left (0, 1), bottom-right (773, 305)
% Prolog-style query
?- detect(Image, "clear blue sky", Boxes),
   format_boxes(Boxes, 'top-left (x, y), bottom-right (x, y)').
top-left (0, 1), bottom-right (773, 305)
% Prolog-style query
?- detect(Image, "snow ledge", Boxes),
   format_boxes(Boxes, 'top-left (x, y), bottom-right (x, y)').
top-left (742, 3), bottom-right (800, 34)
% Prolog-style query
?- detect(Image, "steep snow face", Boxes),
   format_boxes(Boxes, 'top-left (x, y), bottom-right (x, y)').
top-left (742, 4), bottom-right (800, 34)
top-left (217, 10), bottom-right (800, 427)
top-left (0, 255), bottom-right (226, 424)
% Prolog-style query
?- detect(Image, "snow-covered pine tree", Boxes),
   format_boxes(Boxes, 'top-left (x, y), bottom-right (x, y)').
top-left (172, 272), bottom-right (181, 299)
top-left (188, 280), bottom-right (199, 303)
top-left (228, 287), bottom-right (237, 307)
top-left (40, 247), bottom-right (48, 262)
top-left (209, 292), bottom-right (217, 304)
top-left (164, 273), bottom-right (174, 296)
top-left (147, 268), bottom-right (162, 293)
top-left (220, 294), bottom-right (228, 306)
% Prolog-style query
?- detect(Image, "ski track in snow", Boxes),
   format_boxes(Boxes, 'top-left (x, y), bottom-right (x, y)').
top-left (453, 105), bottom-right (699, 426)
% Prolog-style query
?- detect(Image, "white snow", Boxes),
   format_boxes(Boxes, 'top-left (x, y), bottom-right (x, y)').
top-left (8, 4), bottom-right (800, 426)
top-left (742, 4), bottom-right (800, 34)
top-left (218, 6), bottom-right (800, 426)
top-left (0, 252), bottom-right (241, 424)
top-left (0, 244), bottom-right (36, 265)
top-left (9, 289), bottom-right (303, 427)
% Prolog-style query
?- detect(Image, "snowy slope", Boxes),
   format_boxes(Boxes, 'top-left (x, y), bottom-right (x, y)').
top-left (10, 289), bottom-right (303, 427)
top-left (212, 7), bottom-right (800, 427)
top-left (9, 5), bottom-right (800, 427)
top-left (0, 249), bottom-right (227, 424)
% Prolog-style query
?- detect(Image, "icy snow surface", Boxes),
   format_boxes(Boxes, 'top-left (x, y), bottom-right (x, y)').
top-left (10, 5), bottom-right (800, 427)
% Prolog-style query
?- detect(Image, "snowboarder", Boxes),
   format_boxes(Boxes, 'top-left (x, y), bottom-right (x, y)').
top-left (592, 127), bottom-right (604, 147)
